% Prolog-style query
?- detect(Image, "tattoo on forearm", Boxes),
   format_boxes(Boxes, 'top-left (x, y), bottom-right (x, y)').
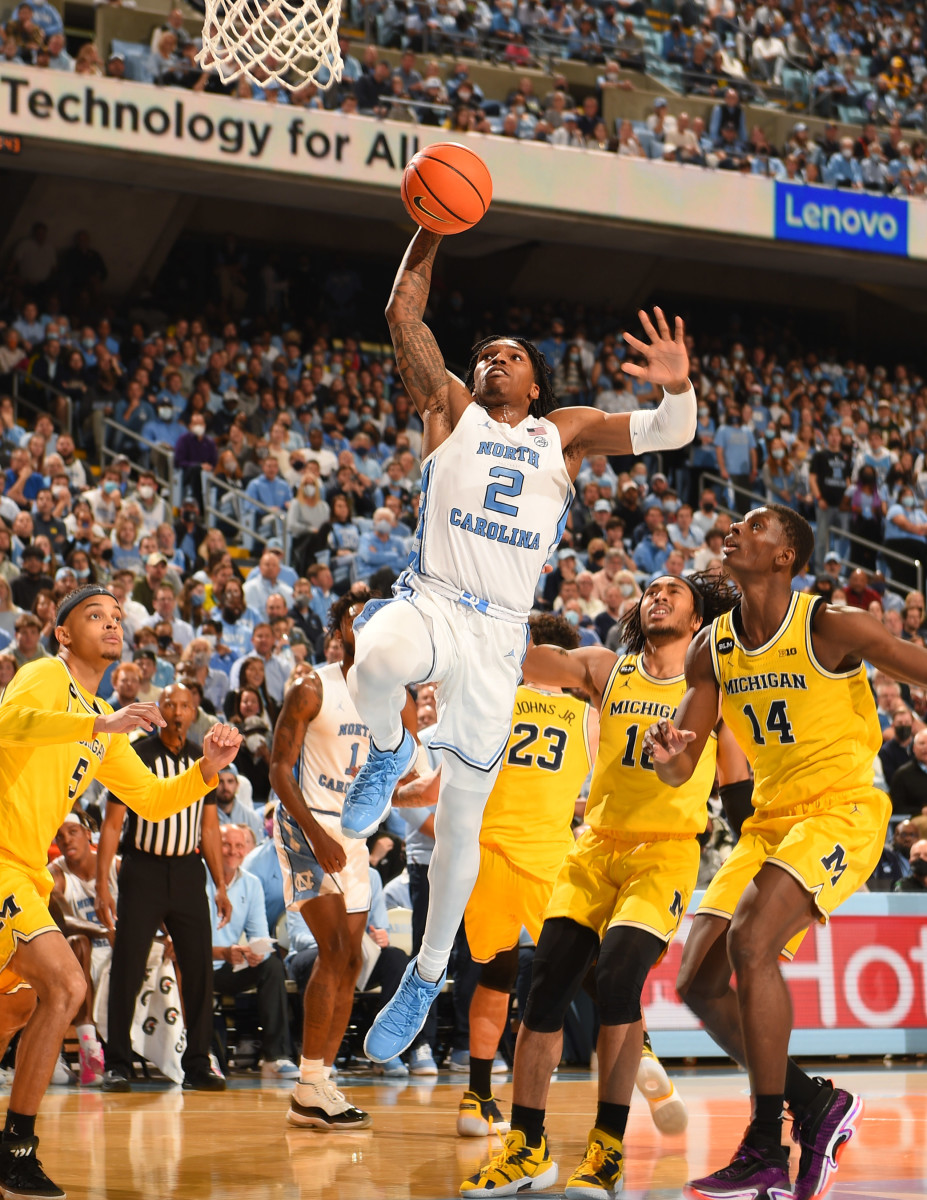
top-left (393, 322), bottom-right (448, 408)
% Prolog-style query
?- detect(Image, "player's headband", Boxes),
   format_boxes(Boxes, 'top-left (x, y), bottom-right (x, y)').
top-left (55, 587), bottom-right (119, 628)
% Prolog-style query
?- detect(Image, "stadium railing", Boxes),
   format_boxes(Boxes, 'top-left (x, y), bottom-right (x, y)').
top-left (10, 368), bottom-right (73, 439)
top-left (203, 474), bottom-right (293, 563)
top-left (701, 470), bottom-right (923, 596)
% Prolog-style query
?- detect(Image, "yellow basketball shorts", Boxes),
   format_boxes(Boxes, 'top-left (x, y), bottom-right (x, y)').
top-left (545, 827), bottom-right (700, 950)
top-left (464, 844), bottom-right (553, 963)
top-left (0, 861), bottom-right (59, 993)
top-left (699, 786), bottom-right (892, 959)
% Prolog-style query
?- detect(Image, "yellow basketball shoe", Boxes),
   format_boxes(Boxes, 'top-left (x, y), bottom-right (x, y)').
top-left (460, 1130), bottom-right (558, 1197)
top-left (565, 1128), bottom-right (625, 1199)
top-left (636, 1043), bottom-right (688, 1135)
top-left (457, 1090), bottom-right (511, 1137)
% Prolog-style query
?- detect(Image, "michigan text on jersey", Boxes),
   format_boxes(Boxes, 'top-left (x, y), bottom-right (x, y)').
top-left (723, 673), bottom-right (808, 694)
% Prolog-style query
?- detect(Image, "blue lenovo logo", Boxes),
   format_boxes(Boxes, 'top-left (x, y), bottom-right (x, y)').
top-left (774, 183), bottom-right (908, 257)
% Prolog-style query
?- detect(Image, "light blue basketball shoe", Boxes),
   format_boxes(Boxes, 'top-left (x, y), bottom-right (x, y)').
top-left (364, 957), bottom-right (446, 1062)
top-left (341, 728), bottom-right (417, 840)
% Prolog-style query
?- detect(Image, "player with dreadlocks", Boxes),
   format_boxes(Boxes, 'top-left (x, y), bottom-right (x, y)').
top-left (340, 227), bottom-right (700, 1066)
top-left (462, 571), bottom-right (746, 1200)
top-left (268, 586), bottom-right (417, 1130)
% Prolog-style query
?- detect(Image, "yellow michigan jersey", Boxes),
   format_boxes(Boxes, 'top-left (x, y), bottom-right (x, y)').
top-left (709, 592), bottom-right (882, 813)
top-left (0, 657), bottom-right (216, 880)
top-left (478, 685), bottom-right (592, 880)
top-left (583, 654), bottom-right (717, 838)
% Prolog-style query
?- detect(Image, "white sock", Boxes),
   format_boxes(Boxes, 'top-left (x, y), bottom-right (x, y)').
top-left (299, 1057), bottom-right (324, 1084)
top-left (322, 1065), bottom-right (332, 1079)
top-left (76, 1024), bottom-right (96, 1042)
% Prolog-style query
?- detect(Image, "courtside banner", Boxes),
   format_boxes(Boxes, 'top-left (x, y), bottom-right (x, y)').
top-left (0, 67), bottom-right (775, 240)
top-left (644, 894), bottom-right (927, 1057)
top-left (774, 181), bottom-right (909, 257)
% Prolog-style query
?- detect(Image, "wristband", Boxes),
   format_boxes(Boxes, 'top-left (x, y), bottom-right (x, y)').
top-left (628, 385), bottom-right (697, 456)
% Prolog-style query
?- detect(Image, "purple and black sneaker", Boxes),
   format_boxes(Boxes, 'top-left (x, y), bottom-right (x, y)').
top-left (684, 1134), bottom-right (793, 1200)
top-left (791, 1080), bottom-right (863, 1200)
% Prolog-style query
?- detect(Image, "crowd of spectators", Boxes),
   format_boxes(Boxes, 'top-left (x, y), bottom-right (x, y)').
top-left (4, 0), bottom-right (927, 197)
top-left (4, 208), bottom-right (927, 1076)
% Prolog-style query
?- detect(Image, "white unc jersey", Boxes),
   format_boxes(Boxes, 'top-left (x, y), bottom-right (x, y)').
top-left (298, 662), bottom-right (370, 816)
top-left (408, 402), bottom-right (573, 616)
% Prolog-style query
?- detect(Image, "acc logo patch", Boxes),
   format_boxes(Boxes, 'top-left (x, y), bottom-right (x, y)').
top-left (618, 662), bottom-right (636, 675)
top-left (716, 637), bottom-right (735, 654)
top-left (533, 437), bottom-right (548, 448)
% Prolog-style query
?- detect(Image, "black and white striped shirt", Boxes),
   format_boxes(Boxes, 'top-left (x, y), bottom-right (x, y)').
top-left (107, 733), bottom-right (216, 858)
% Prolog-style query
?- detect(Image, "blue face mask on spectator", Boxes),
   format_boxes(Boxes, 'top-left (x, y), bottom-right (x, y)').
top-left (564, 609), bottom-right (580, 626)
top-left (902, 495), bottom-right (916, 508)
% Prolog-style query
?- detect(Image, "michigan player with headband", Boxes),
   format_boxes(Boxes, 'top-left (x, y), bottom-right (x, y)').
top-left (0, 584), bottom-right (240, 1200)
top-left (395, 612), bottom-right (596, 1136)
top-left (644, 504), bottom-right (923, 1200)
top-left (463, 572), bottom-right (742, 1200)
top-left (339, 226), bottom-right (698, 1063)
top-left (269, 587), bottom-right (417, 1132)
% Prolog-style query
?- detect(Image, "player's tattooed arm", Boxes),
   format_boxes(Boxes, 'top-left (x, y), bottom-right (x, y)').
top-left (268, 674), bottom-right (346, 873)
top-left (386, 229), bottom-right (470, 445)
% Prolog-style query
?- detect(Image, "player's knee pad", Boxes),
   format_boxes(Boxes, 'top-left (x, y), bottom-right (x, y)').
top-left (522, 918), bottom-right (599, 1034)
top-left (479, 946), bottom-right (519, 994)
top-left (595, 925), bottom-right (666, 1026)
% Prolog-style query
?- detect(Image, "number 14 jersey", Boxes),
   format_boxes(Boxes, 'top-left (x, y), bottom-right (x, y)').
top-left (709, 592), bottom-right (881, 814)
top-left (409, 402), bottom-right (573, 617)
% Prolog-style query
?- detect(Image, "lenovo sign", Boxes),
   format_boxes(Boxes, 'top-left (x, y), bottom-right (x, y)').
top-left (775, 182), bottom-right (908, 257)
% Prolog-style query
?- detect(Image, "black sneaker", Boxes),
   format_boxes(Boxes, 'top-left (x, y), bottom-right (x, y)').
top-left (182, 1070), bottom-right (227, 1092)
top-left (0, 1135), bottom-right (66, 1198)
top-left (101, 1068), bottom-right (131, 1093)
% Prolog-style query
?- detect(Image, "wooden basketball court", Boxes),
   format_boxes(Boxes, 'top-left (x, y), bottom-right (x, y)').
top-left (29, 1065), bottom-right (927, 1198)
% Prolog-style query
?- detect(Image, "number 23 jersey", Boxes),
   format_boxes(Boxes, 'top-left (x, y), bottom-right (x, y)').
top-left (708, 591), bottom-right (881, 813)
top-left (409, 402), bottom-right (573, 616)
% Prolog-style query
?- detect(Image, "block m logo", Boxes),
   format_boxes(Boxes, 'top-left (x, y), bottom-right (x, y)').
top-left (820, 844), bottom-right (848, 887)
top-left (669, 890), bottom-right (684, 919)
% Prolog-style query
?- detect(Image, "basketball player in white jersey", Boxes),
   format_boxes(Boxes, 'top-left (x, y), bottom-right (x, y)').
top-left (342, 226), bottom-right (699, 1064)
top-left (49, 812), bottom-right (115, 1087)
top-left (269, 587), bottom-right (417, 1130)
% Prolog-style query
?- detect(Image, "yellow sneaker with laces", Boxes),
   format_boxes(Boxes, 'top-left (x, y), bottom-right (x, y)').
top-left (565, 1128), bottom-right (625, 1199)
top-left (457, 1090), bottom-right (511, 1137)
top-left (459, 1129), bottom-right (558, 1197)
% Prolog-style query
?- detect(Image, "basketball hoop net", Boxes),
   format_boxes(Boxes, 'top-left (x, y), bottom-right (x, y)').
top-left (196, 0), bottom-right (344, 92)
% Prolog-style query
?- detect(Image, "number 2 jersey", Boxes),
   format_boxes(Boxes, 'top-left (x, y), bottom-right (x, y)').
top-left (479, 685), bottom-right (592, 880)
top-left (0, 657), bottom-right (214, 881)
top-left (708, 591), bottom-right (881, 813)
top-left (584, 653), bottom-right (717, 839)
top-left (406, 401), bottom-right (573, 618)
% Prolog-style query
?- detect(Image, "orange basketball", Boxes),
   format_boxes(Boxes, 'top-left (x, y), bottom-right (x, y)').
top-left (400, 142), bottom-right (493, 236)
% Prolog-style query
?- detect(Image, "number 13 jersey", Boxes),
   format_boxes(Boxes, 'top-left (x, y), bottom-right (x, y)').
top-left (409, 402), bottom-right (573, 617)
top-left (709, 591), bottom-right (881, 813)
top-left (584, 654), bottom-right (717, 839)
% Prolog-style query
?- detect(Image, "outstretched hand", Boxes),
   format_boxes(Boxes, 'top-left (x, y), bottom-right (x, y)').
top-left (200, 723), bottom-right (243, 779)
top-left (93, 704), bottom-right (166, 737)
top-left (642, 718), bottom-right (696, 763)
top-left (621, 308), bottom-right (689, 392)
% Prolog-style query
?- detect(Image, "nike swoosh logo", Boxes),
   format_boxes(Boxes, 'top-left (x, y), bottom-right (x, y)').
top-left (412, 194), bottom-right (451, 223)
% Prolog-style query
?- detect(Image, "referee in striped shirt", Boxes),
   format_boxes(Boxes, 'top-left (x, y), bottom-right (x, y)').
top-left (95, 684), bottom-right (231, 1092)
